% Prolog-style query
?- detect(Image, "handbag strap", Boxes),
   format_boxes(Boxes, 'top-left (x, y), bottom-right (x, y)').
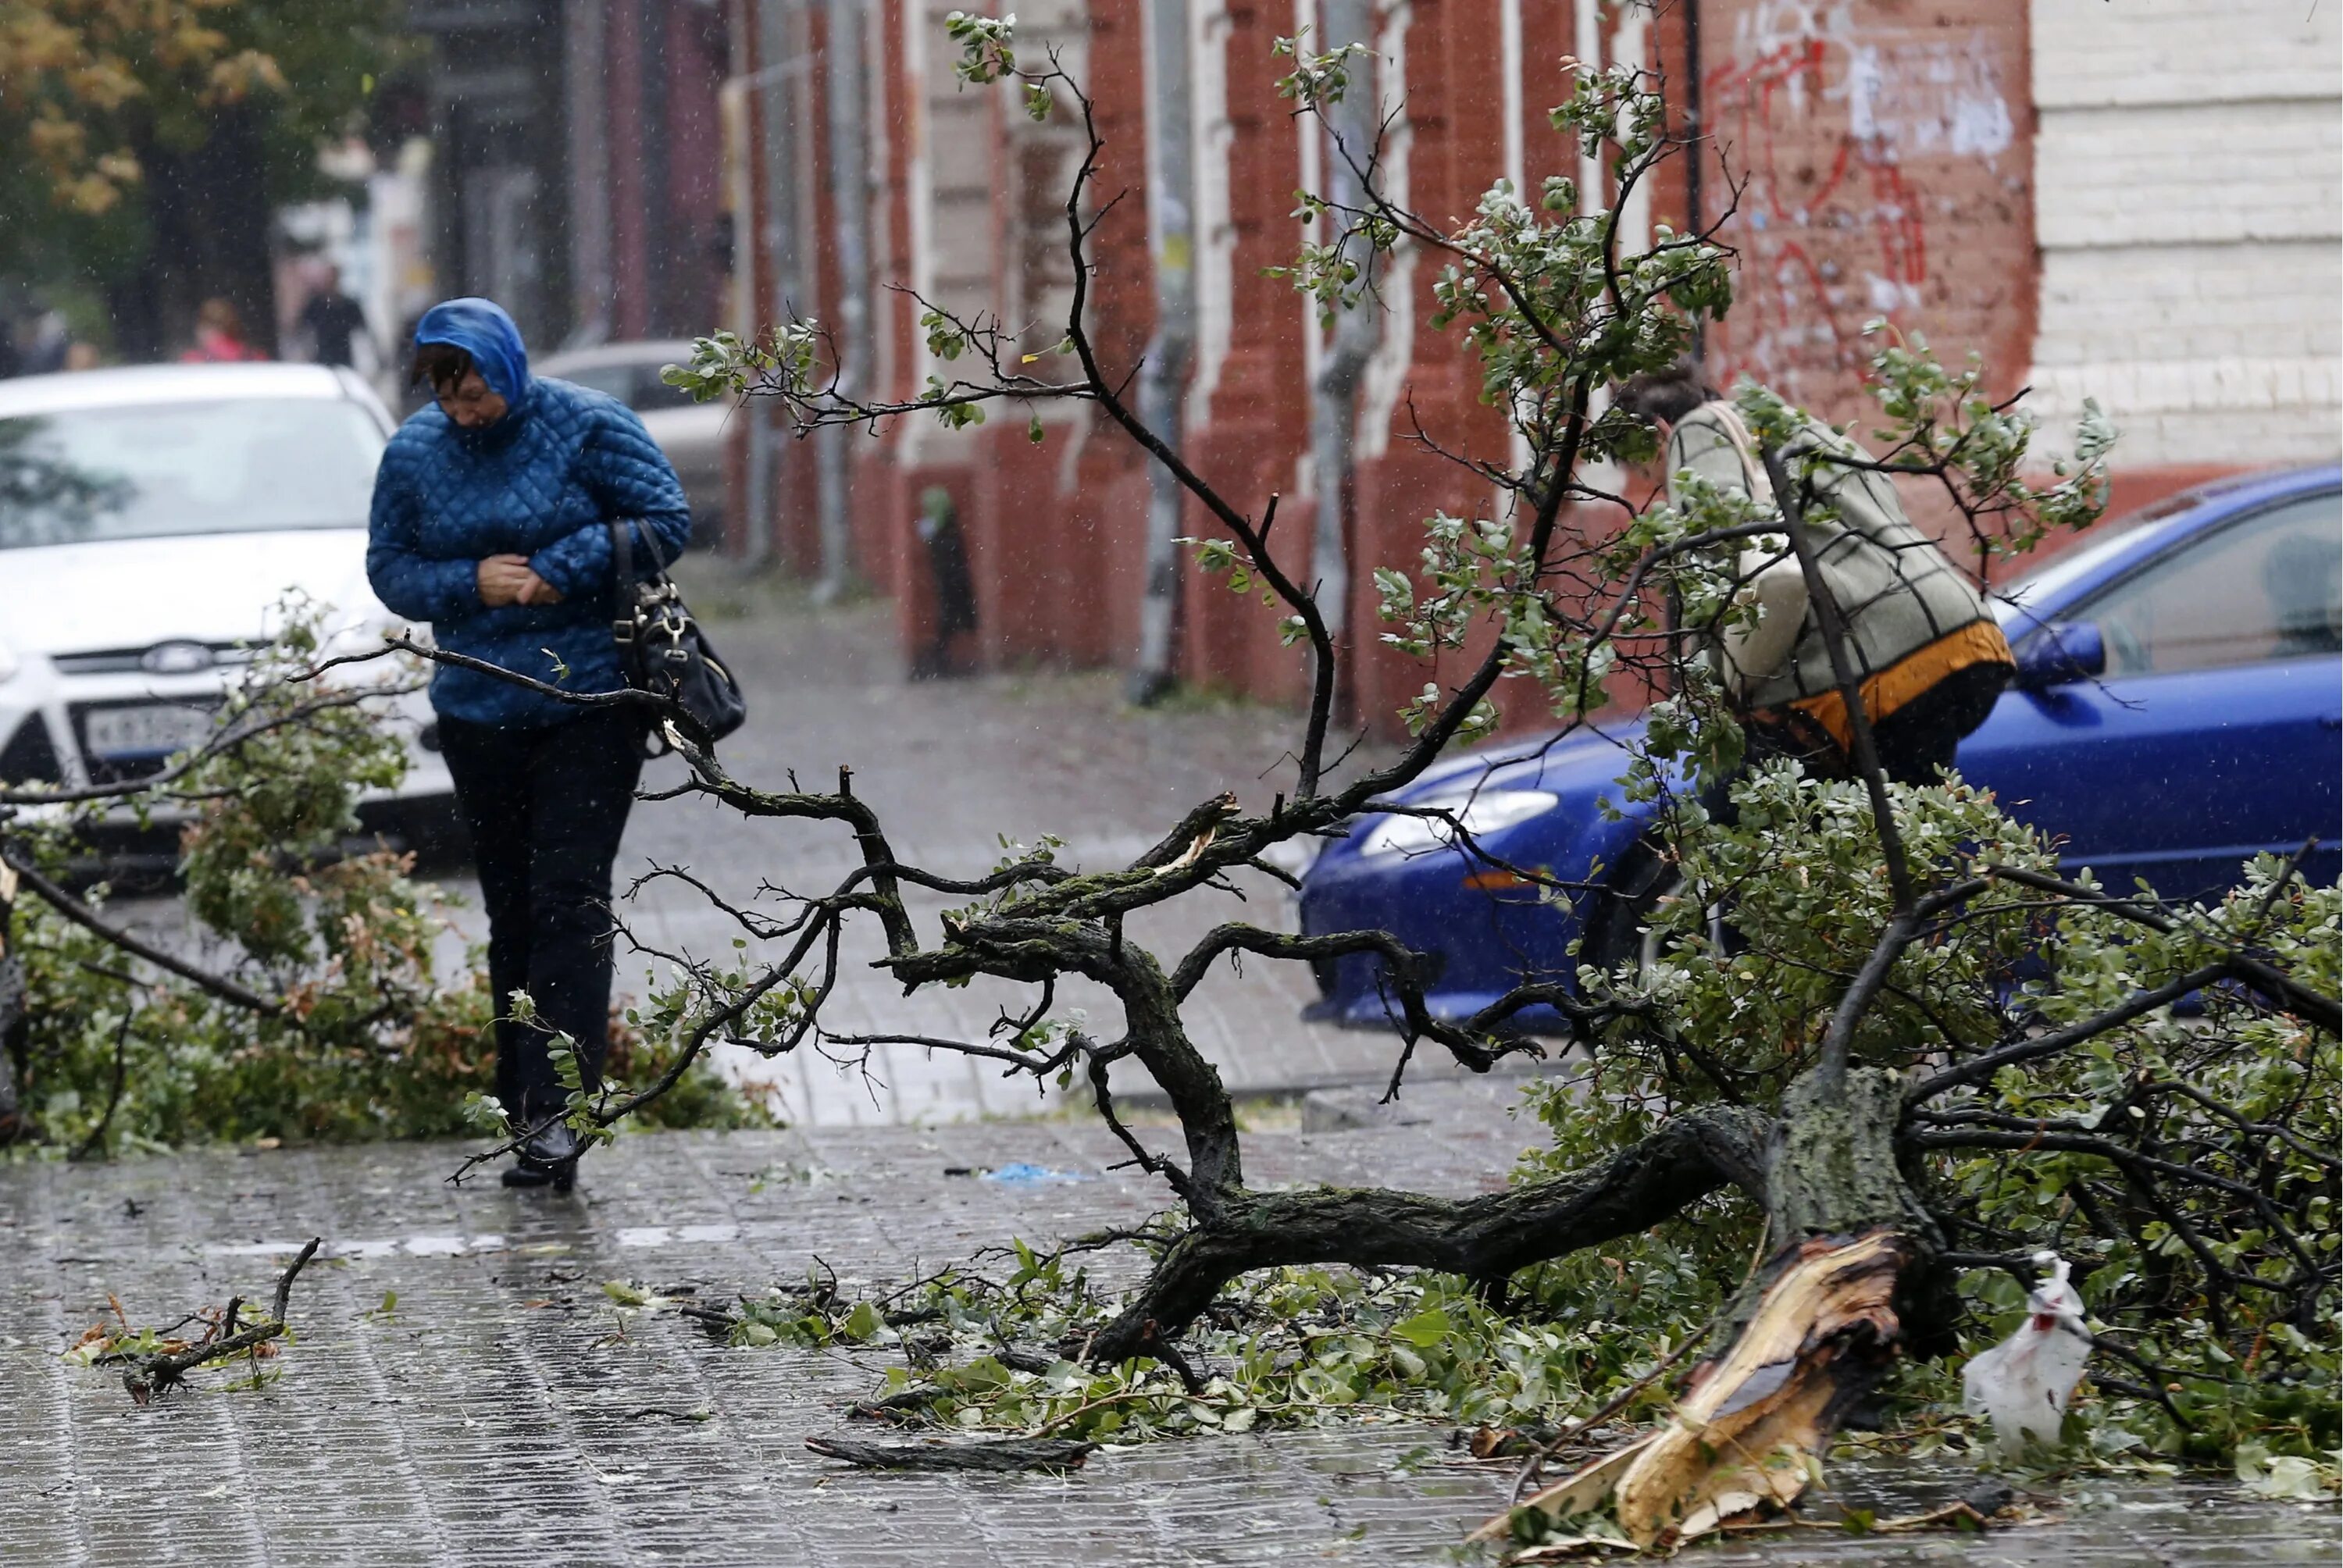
top-left (608, 519), bottom-right (637, 605)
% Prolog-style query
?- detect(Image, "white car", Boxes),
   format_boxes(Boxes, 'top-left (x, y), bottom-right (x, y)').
top-left (535, 339), bottom-right (729, 532)
top-left (0, 362), bottom-right (459, 861)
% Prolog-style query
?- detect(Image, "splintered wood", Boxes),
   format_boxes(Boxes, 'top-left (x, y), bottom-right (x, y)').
top-left (1477, 1228), bottom-right (1910, 1551)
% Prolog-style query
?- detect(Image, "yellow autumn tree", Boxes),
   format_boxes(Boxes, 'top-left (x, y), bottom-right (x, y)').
top-left (0, 0), bottom-right (288, 214)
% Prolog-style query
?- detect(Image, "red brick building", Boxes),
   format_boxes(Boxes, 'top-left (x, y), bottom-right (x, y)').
top-left (720, 0), bottom-right (2341, 725)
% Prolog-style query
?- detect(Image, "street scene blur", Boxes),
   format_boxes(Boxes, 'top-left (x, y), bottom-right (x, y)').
top-left (1, 3), bottom-right (2338, 1565)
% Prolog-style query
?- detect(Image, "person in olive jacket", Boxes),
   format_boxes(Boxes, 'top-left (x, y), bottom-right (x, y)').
top-left (1615, 361), bottom-right (2013, 785)
top-left (368, 298), bottom-right (690, 1190)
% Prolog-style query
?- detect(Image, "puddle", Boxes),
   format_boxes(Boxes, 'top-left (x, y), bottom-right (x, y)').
top-left (614, 1224), bottom-right (742, 1248)
top-left (201, 1234), bottom-right (507, 1260)
top-left (197, 1224), bottom-right (747, 1261)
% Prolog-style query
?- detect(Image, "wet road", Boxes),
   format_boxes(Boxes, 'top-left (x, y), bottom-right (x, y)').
top-left (5, 1122), bottom-right (2337, 1566)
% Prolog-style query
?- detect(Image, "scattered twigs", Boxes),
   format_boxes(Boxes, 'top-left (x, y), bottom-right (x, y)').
top-left (1507, 1318), bottom-right (1715, 1503)
top-left (804, 1431), bottom-right (1099, 1472)
top-left (109, 1238), bottom-right (322, 1403)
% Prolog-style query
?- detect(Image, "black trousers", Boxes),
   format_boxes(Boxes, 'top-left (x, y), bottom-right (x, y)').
top-left (1748, 662), bottom-right (2012, 788)
top-left (437, 709), bottom-right (644, 1123)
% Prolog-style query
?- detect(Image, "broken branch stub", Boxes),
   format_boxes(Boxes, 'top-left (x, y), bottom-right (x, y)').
top-left (1485, 1069), bottom-right (1932, 1548)
top-left (1491, 1228), bottom-right (1912, 1549)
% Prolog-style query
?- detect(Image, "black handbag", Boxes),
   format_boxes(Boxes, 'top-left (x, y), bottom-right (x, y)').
top-left (608, 519), bottom-right (747, 755)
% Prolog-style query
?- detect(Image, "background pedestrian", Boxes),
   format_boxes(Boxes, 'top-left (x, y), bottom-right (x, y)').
top-left (179, 298), bottom-right (266, 363)
top-left (298, 265), bottom-right (372, 369)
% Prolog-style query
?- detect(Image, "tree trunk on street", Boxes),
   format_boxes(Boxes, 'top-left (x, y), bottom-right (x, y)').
top-left (1496, 1068), bottom-right (1945, 1548)
top-left (1086, 1104), bottom-right (1774, 1363)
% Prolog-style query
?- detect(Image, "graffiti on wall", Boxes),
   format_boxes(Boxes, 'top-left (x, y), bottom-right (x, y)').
top-left (1700, 1), bottom-right (2032, 424)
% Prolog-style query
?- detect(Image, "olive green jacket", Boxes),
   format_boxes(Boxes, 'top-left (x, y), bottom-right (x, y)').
top-left (1667, 400), bottom-right (1997, 712)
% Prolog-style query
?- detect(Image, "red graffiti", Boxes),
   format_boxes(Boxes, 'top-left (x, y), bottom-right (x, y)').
top-left (1699, 32), bottom-right (1931, 418)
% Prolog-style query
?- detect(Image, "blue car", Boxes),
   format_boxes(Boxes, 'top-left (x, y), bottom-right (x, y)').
top-left (1298, 465), bottom-right (2343, 1031)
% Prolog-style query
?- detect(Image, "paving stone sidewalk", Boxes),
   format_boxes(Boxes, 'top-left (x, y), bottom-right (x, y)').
top-left (3, 1124), bottom-right (2334, 1567)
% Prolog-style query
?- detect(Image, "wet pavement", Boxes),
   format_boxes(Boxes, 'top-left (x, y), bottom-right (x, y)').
top-left (103, 588), bottom-right (1532, 1129)
top-left (436, 588), bottom-right (1535, 1128)
top-left (4, 1122), bottom-right (2336, 1566)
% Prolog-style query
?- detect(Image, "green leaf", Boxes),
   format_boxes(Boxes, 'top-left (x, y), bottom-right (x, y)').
top-left (1391, 1307), bottom-right (1451, 1349)
top-left (602, 1280), bottom-right (649, 1306)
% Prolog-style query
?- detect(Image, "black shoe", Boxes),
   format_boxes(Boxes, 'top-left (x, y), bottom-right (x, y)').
top-left (500, 1160), bottom-right (555, 1189)
top-left (519, 1121), bottom-right (583, 1193)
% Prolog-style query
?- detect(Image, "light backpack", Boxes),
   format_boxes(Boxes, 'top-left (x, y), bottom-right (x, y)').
top-left (1696, 402), bottom-right (1810, 698)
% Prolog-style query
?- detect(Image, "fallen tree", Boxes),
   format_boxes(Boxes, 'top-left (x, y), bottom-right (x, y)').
top-left (330, 10), bottom-right (2339, 1548)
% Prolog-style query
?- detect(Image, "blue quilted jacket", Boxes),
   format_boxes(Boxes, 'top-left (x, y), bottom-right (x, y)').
top-left (366, 298), bottom-right (693, 727)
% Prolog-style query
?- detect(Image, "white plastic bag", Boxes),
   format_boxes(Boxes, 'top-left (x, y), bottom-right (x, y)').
top-left (1961, 1252), bottom-right (2092, 1456)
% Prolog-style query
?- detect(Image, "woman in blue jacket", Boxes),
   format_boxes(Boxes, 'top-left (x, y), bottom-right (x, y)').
top-left (368, 298), bottom-right (690, 1190)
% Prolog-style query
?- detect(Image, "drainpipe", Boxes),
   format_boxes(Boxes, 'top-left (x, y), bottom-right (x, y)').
top-left (766, 0), bottom-right (814, 574)
top-left (815, 0), bottom-right (869, 603)
top-left (1129, 0), bottom-right (1196, 705)
top-left (1306, 0), bottom-right (1378, 719)
top-left (721, 8), bottom-right (769, 566)
top-left (1684, 0), bottom-right (1706, 365)
top-left (562, 0), bottom-right (612, 349)
top-left (736, 3), bottom-right (814, 572)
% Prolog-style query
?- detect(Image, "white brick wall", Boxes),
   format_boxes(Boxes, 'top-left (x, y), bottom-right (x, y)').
top-left (2031, 1), bottom-right (2341, 107)
top-left (2027, 0), bottom-right (2343, 469)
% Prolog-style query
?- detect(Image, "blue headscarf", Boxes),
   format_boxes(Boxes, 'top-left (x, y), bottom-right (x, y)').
top-left (410, 297), bottom-right (531, 405)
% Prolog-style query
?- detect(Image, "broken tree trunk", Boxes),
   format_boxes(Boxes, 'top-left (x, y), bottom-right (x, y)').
top-left (1488, 1067), bottom-right (1937, 1550)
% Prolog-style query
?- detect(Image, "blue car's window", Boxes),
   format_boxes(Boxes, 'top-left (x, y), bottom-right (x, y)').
top-left (1993, 515), bottom-right (2159, 630)
top-left (2076, 490), bottom-right (2341, 675)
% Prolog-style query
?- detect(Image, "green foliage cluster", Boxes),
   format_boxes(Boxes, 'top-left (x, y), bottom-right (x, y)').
top-left (672, 1228), bottom-right (1739, 1447)
top-left (3, 608), bottom-right (763, 1156)
top-left (0, 0), bottom-right (413, 341)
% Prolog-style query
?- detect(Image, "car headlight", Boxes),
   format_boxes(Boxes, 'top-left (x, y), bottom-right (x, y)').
top-left (1355, 788), bottom-right (1559, 859)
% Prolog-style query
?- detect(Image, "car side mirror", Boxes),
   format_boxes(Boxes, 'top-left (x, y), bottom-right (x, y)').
top-left (2014, 621), bottom-right (2106, 690)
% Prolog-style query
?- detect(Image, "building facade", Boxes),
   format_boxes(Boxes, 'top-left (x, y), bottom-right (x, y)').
top-left (723, 2), bottom-right (2342, 720)
top-left (407, 0), bottom-right (732, 355)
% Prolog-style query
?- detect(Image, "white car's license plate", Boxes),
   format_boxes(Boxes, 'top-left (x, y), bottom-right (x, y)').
top-left (84, 704), bottom-right (216, 760)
